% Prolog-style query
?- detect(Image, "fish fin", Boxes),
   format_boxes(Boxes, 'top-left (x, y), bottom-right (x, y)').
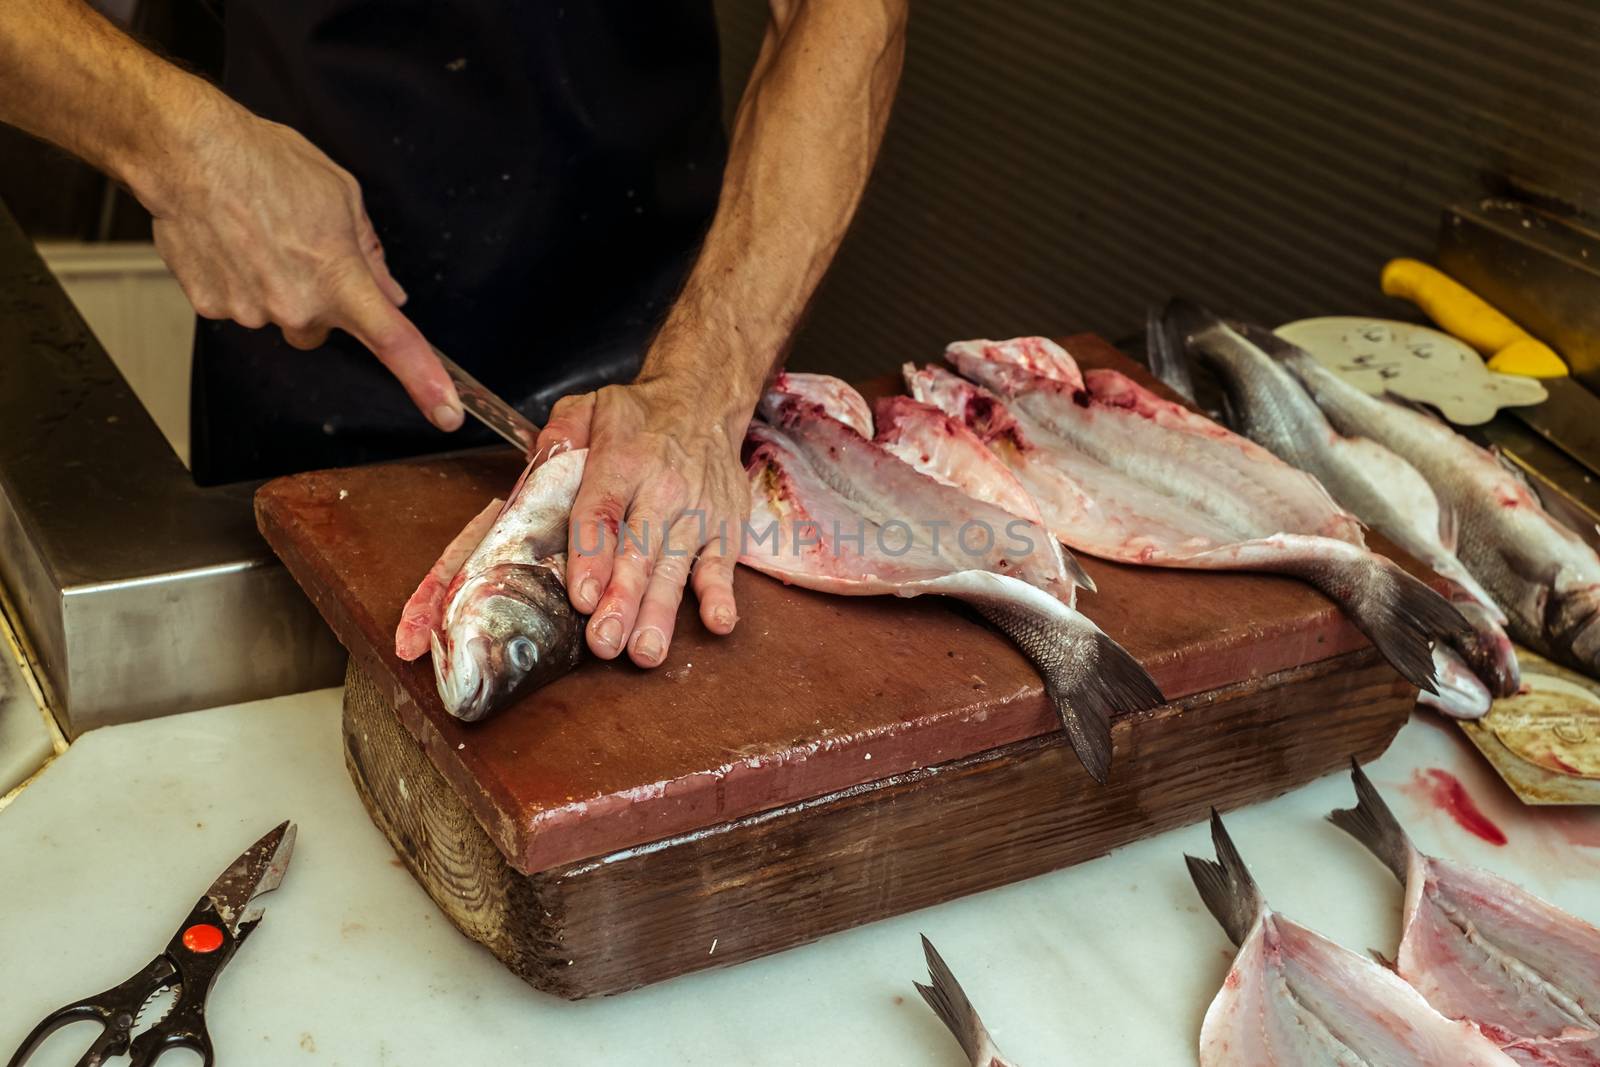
top-left (1437, 501), bottom-right (1460, 555)
top-left (978, 602), bottom-right (1163, 783)
top-left (1146, 301), bottom-right (1200, 406)
top-left (1059, 544), bottom-right (1098, 594)
top-left (1184, 809), bottom-right (1264, 947)
top-left (914, 935), bottom-right (990, 1063)
top-left (1293, 552), bottom-right (1469, 695)
top-left (1327, 758), bottom-right (1414, 883)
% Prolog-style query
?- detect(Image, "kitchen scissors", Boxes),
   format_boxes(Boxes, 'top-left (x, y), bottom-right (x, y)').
top-left (6, 820), bottom-right (296, 1067)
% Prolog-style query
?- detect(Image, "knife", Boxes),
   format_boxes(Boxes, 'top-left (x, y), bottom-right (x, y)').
top-left (431, 345), bottom-right (540, 453)
top-left (1383, 257), bottom-right (1600, 480)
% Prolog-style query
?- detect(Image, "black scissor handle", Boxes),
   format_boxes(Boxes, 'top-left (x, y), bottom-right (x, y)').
top-left (5, 955), bottom-right (176, 1067)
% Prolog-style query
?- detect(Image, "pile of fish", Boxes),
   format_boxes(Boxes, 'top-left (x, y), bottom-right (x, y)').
top-left (1156, 301), bottom-right (1600, 718)
top-left (396, 330), bottom-right (1482, 782)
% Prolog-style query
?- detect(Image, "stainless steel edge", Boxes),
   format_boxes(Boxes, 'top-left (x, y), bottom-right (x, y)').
top-left (1437, 200), bottom-right (1600, 391)
top-left (0, 201), bottom-right (345, 735)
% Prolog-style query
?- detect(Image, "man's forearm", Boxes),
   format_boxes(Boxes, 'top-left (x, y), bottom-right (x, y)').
top-left (640, 0), bottom-right (908, 428)
top-left (0, 0), bottom-right (219, 213)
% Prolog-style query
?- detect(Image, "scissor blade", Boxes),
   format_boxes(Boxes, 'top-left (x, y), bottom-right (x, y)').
top-left (431, 345), bottom-right (540, 453)
top-left (204, 821), bottom-right (297, 933)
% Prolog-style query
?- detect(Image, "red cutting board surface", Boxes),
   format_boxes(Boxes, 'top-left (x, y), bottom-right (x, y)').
top-left (257, 335), bottom-right (1394, 874)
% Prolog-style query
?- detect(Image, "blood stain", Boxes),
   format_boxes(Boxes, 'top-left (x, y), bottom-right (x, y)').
top-left (1405, 768), bottom-right (1508, 846)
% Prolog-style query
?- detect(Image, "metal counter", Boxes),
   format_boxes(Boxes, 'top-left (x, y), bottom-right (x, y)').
top-left (0, 202), bottom-right (344, 736)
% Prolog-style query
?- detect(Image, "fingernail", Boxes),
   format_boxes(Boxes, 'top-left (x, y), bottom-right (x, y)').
top-left (593, 613), bottom-right (623, 651)
top-left (632, 627), bottom-right (664, 664)
top-left (432, 404), bottom-right (463, 432)
top-left (577, 577), bottom-right (600, 611)
top-left (712, 607), bottom-right (736, 631)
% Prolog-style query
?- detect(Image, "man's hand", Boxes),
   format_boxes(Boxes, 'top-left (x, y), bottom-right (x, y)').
top-left (149, 98), bottom-right (462, 431)
top-left (0, 1), bottom-right (462, 431)
top-left (533, 0), bottom-right (906, 669)
top-left (534, 373), bottom-right (746, 666)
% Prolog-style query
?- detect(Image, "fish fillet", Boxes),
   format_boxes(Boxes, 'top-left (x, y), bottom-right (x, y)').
top-left (742, 382), bottom-right (1162, 781)
top-left (1188, 810), bottom-right (1519, 1066)
top-left (915, 341), bottom-right (1466, 694)
top-left (1332, 764), bottom-right (1600, 1065)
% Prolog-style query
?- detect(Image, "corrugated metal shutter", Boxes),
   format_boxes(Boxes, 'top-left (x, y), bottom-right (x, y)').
top-left (715, 0), bottom-right (1600, 378)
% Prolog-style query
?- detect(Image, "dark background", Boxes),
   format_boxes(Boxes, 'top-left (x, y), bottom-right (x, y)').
top-left (8, 0), bottom-right (1600, 378)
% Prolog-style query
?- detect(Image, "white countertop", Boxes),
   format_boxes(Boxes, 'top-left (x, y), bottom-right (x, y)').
top-left (2, 687), bottom-right (1597, 1067)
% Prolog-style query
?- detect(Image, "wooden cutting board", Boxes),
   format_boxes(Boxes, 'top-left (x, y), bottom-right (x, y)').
top-left (258, 335), bottom-right (1416, 997)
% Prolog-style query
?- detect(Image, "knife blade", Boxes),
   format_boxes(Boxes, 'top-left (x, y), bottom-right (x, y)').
top-left (431, 345), bottom-right (539, 453)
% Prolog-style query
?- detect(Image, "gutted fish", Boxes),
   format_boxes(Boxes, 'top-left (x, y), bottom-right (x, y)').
top-left (1172, 304), bottom-right (1519, 701)
top-left (916, 339), bottom-right (1466, 694)
top-left (762, 370), bottom-right (875, 438)
top-left (744, 381), bottom-right (1162, 781)
top-left (1331, 763), bottom-right (1600, 1065)
top-left (914, 935), bottom-right (1019, 1067)
top-left (398, 451), bottom-right (587, 721)
top-left (873, 395), bottom-right (1096, 596)
top-left (1279, 344), bottom-right (1600, 680)
top-left (1187, 810), bottom-right (1519, 1066)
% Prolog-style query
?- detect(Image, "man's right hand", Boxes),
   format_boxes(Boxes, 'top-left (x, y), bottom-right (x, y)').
top-left (0, 0), bottom-right (462, 431)
top-left (146, 95), bottom-right (463, 431)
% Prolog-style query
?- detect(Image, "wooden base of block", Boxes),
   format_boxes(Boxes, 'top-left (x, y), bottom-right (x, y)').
top-left (342, 649), bottom-right (1411, 999)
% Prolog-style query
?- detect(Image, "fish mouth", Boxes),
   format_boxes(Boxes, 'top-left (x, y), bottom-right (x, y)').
top-left (431, 630), bottom-right (490, 722)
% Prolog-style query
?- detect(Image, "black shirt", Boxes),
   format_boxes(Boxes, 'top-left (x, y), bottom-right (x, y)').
top-left (190, 1), bottom-right (726, 485)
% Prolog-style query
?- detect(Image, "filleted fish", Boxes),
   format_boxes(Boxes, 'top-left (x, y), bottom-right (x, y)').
top-left (742, 375), bottom-right (1162, 781)
top-left (911, 337), bottom-right (1466, 695)
top-left (1187, 810), bottom-right (1519, 1066)
top-left (1331, 763), bottom-right (1600, 1065)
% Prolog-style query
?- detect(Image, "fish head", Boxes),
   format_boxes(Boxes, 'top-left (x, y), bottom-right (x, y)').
top-left (1552, 582), bottom-right (1600, 674)
top-left (431, 560), bottom-right (584, 722)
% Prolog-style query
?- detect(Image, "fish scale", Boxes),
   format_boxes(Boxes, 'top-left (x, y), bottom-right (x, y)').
top-left (1280, 346), bottom-right (1600, 679)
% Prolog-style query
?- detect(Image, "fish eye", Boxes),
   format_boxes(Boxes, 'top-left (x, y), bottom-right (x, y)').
top-left (508, 636), bottom-right (538, 673)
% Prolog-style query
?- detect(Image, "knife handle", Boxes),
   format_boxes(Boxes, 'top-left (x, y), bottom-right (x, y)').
top-left (1380, 258), bottom-right (1568, 378)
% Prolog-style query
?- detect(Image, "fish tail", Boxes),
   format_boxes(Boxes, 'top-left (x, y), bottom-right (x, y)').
top-left (979, 602), bottom-right (1164, 783)
top-left (913, 935), bottom-right (990, 1063)
top-left (1327, 757), bottom-right (1414, 883)
top-left (1059, 544), bottom-right (1099, 594)
top-left (1290, 551), bottom-right (1469, 695)
top-left (1184, 809), bottom-right (1264, 947)
top-left (1147, 299), bottom-right (1202, 405)
top-left (1445, 598), bottom-right (1521, 698)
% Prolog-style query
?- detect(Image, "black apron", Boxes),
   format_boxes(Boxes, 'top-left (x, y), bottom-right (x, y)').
top-left (190, 1), bottom-right (726, 485)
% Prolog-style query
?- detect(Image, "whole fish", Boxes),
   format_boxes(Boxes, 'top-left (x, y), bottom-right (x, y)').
top-left (919, 338), bottom-right (1466, 695)
top-left (1187, 810), bottom-right (1519, 1066)
top-left (1172, 304), bottom-right (1519, 702)
top-left (744, 378), bottom-right (1162, 781)
top-left (396, 450), bottom-right (587, 721)
top-left (1331, 763), bottom-right (1600, 1065)
top-left (914, 935), bottom-right (1019, 1067)
top-left (1279, 344), bottom-right (1600, 679)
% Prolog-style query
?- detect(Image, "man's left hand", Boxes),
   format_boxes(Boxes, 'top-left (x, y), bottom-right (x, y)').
top-left (534, 374), bottom-right (748, 667)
